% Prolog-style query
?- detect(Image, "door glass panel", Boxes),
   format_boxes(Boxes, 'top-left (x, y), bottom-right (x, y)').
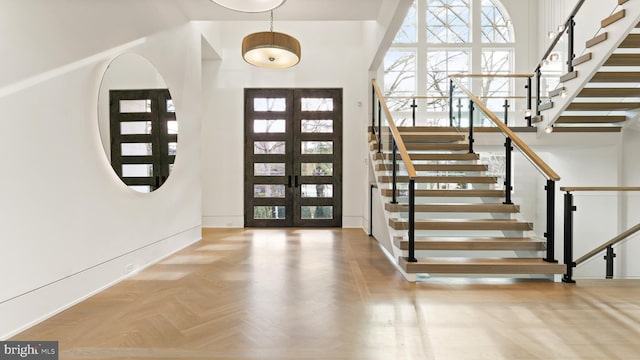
top-left (254, 206), bottom-right (286, 219)
top-left (254, 119), bottom-right (286, 133)
top-left (167, 121), bottom-right (178, 134)
top-left (120, 99), bottom-right (151, 113)
top-left (254, 185), bottom-right (286, 198)
top-left (301, 120), bottom-right (333, 133)
top-left (254, 141), bottom-right (285, 154)
top-left (129, 185), bottom-right (151, 193)
top-left (121, 121), bottom-right (152, 135)
top-left (302, 141), bottom-right (333, 154)
top-left (301, 206), bottom-right (333, 219)
top-left (254, 98), bottom-right (286, 112)
top-left (122, 164), bottom-right (153, 177)
top-left (301, 163), bottom-right (333, 176)
top-left (121, 143), bottom-right (152, 156)
top-left (168, 142), bottom-right (177, 156)
top-left (301, 184), bottom-right (333, 198)
top-left (167, 99), bottom-right (175, 112)
top-left (301, 98), bottom-right (334, 111)
top-left (254, 163), bottom-right (286, 176)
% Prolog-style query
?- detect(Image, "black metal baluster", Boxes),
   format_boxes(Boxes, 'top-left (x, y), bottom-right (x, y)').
top-left (562, 191), bottom-right (577, 283)
top-left (504, 138), bottom-right (513, 205)
top-left (407, 179), bottom-right (417, 263)
top-left (604, 245), bottom-right (616, 279)
top-left (468, 100), bottom-right (474, 154)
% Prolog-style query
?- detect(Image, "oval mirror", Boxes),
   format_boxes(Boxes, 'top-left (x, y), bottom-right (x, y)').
top-left (98, 53), bottom-right (177, 193)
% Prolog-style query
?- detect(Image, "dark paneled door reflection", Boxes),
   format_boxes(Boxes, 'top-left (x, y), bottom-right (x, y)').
top-left (110, 89), bottom-right (177, 192)
top-left (244, 89), bottom-right (342, 227)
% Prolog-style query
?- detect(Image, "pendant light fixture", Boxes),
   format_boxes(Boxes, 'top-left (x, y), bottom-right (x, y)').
top-left (242, 11), bottom-right (301, 69)
top-left (210, 0), bottom-right (286, 13)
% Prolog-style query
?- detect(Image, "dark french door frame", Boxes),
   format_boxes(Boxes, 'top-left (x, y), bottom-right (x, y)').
top-left (244, 88), bottom-right (343, 227)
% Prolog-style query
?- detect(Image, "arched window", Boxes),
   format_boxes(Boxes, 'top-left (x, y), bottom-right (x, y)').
top-left (384, 0), bottom-right (515, 125)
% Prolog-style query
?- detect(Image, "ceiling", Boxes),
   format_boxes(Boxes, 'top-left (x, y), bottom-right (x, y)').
top-left (178, 0), bottom-right (386, 21)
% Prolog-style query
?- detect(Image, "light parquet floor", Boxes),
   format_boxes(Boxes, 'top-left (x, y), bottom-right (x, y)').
top-left (12, 228), bottom-right (640, 359)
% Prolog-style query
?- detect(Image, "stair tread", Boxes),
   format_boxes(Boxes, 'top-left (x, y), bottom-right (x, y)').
top-left (556, 115), bottom-right (626, 124)
top-left (602, 9), bottom-right (625, 28)
top-left (390, 218), bottom-right (533, 231)
top-left (399, 257), bottom-right (566, 274)
top-left (604, 53), bottom-right (640, 66)
top-left (398, 126), bottom-right (459, 133)
top-left (566, 102), bottom-right (640, 111)
top-left (586, 32), bottom-right (608, 48)
top-left (551, 126), bottom-right (622, 133)
top-left (381, 189), bottom-right (505, 197)
top-left (619, 33), bottom-right (640, 48)
top-left (386, 203), bottom-right (518, 212)
top-left (591, 72), bottom-right (640, 82)
top-left (405, 143), bottom-right (468, 150)
top-left (577, 88), bottom-right (640, 98)
top-left (376, 164), bottom-right (489, 171)
top-left (378, 175), bottom-right (497, 183)
top-left (393, 237), bottom-right (545, 251)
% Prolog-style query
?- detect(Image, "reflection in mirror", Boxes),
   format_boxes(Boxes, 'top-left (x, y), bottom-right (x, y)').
top-left (98, 53), bottom-right (177, 192)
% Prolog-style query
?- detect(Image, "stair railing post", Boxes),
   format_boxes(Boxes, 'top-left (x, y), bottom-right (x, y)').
top-left (468, 100), bottom-right (475, 154)
top-left (377, 101), bottom-right (382, 153)
top-left (503, 99), bottom-right (509, 126)
top-left (407, 179), bottom-right (417, 263)
top-left (562, 191), bottom-right (577, 283)
top-left (535, 66), bottom-right (542, 116)
top-left (449, 79), bottom-right (455, 127)
top-left (391, 139), bottom-right (398, 205)
top-left (544, 179), bottom-right (558, 263)
top-left (457, 98), bottom-right (462, 127)
top-left (411, 98), bottom-right (417, 127)
top-left (503, 137), bottom-right (513, 205)
top-left (369, 184), bottom-right (377, 237)
top-left (604, 245), bottom-right (616, 279)
top-left (567, 17), bottom-right (576, 73)
top-left (371, 84), bottom-right (376, 136)
top-left (526, 76), bottom-right (532, 126)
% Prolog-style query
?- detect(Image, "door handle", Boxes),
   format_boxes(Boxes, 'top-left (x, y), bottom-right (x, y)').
top-left (287, 175), bottom-right (293, 188)
top-left (294, 176), bottom-right (299, 188)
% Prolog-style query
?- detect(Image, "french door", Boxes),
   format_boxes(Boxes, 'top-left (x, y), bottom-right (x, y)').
top-left (244, 88), bottom-right (342, 227)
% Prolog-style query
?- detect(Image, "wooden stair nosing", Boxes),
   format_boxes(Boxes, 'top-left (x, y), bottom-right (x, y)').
top-left (556, 115), bottom-right (626, 124)
top-left (399, 257), bottom-right (566, 275)
top-left (560, 71), bottom-right (578, 82)
top-left (566, 102), bottom-right (640, 111)
top-left (539, 101), bottom-right (554, 111)
top-left (586, 32), bottom-right (608, 48)
top-left (548, 87), bottom-right (565, 98)
top-left (602, 9), bottom-right (625, 28)
top-left (385, 203), bottom-right (519, 213)
top-left (390, 218), bottom-right (533, 231)
top-left (398, 126), bottom-right (460, 133)
top-left (378, 175), bottom-right (497, 184)
top-left (604, 53), bottom-right (640, 66)
top-left (619, 33), bottom-right (640, 48)
top-left (404, 143), bottom-right (468, 151)
top-left (393, 237), bottom-right (545, 251)
top-left (551, 126), bottom-right (622, 133)
top-left (401, 134), bottom-right (466, 142)
top-left (591, 72), bottom-right (640, 82)
top-left (376, 164), bottom-right (489, 172)
top-left (572, 53), bottom-right (592, 67)
top-left (399, 153), bottom-right (480, 161)
top-left (381, 189), bottom-right (505, 197)
top-left (577, 88), bottom-right (640, 98)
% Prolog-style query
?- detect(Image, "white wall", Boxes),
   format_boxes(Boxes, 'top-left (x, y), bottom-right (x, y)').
top-left (200, 20), bottom-right (372, 228)
top-left (0, 3), bottom-right (203, 339)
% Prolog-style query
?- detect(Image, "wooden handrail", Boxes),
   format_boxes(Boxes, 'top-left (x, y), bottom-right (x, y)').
top-left (450, 77), bottom-right (560, 181)
top-left (575, 223), bottom-right (640, 265)
top-left (561, 187), bottom-right (640, 192)
top-left (371, 80), bottom-right (417, 179)
top-left (449, 73), bottom-right (534, 78)
top-left (385, 95), bottom-right (527, 100)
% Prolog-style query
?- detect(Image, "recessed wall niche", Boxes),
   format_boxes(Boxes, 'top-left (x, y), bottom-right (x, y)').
top-left (98, 53), bottom-right (177, 193)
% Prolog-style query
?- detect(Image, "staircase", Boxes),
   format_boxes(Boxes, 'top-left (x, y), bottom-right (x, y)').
top-left (370, 127), bottom-right (566, 280)
top-left (542, 0), bottom-right (640, 132)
